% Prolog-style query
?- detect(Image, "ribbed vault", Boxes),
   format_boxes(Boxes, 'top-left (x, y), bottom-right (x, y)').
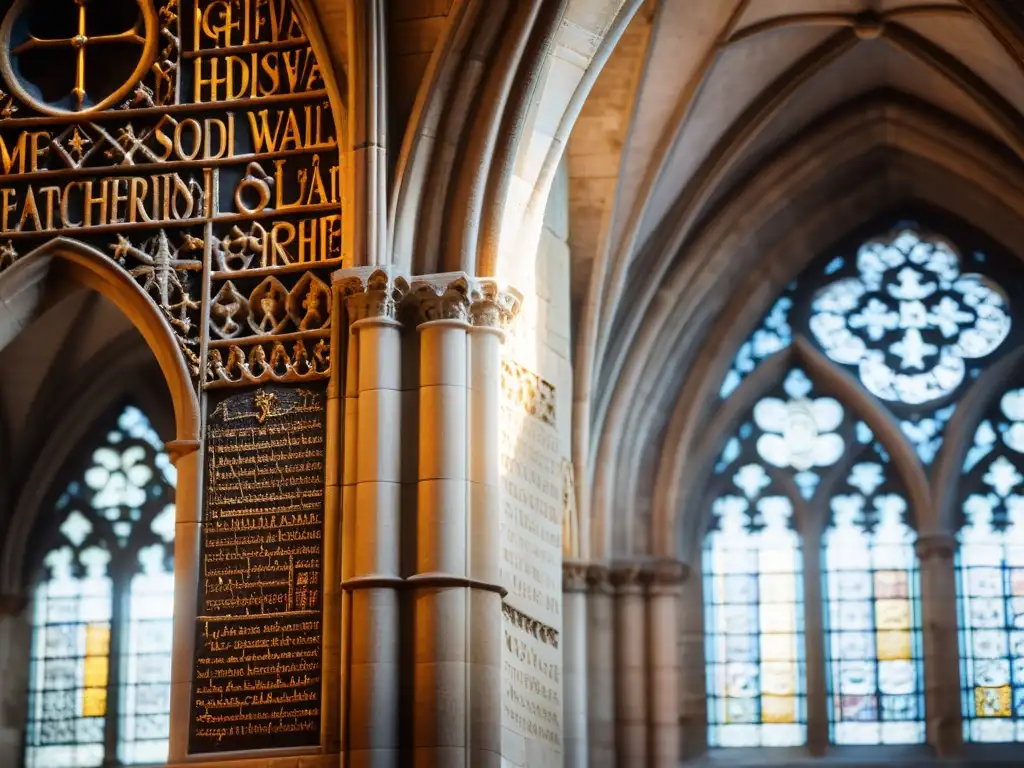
top-left (569, 0), bottom-right (1024, 561)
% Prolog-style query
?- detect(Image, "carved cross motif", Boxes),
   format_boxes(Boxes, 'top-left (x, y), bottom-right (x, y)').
top-left (1, 0), bottom-right (157, 115)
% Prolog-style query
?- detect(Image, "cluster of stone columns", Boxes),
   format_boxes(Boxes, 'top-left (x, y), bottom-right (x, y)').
top-left (335, 268), bottom-right (517, 767)
top-left (562, 559), bottom-right (687, 768)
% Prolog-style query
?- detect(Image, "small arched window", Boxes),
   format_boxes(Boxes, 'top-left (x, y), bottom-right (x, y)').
top-left (701, 219), bottom-right (1020, 751)
top-left (23, 405), bottom-right (176, 768)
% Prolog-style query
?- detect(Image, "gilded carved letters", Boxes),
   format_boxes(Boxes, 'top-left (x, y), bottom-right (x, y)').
top-left (0, 0), bottom-right (341, 389)
top-left (190, 385), bottom-right (327, 753)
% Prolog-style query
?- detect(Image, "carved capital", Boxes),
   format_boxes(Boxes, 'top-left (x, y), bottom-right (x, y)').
top-left (409, 273), bottom-right (472, 325)
top-left (609, 563), bottom-right (647, 594)
top-left (563, 560), bottom-right (590, 593)
top-left (645, 559), bottom-right (690, 595)
top-left (586, 564), bottom-right (613, 594)
top-left (336, 267), bottom-right (409, 322)
top-left (915, 533), bottom-right (958, 561)
top-left (0, 593), bottom-right (27, 616)
top-left (470, 279), bottom-right (522, 330)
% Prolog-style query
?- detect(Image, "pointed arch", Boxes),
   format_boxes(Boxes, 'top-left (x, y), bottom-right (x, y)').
top-left (8, 239), bottom-right (199, 445)
top-left (932, 347), bottom-right (1024, 532)
top-left (680, 339), bottom-right (929, 564)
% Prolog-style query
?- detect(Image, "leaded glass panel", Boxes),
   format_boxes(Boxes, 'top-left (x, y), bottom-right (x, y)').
top-left (724, 222), bottom-right (1020, 467)
top-left (24, 406), bottom-right (175, 768)
top-left (958, 387), bottom-right (1024, 742)
top-left (823, 430), bottom-right (925, 746)
top-left (704, 369), bottom-right (848, 747)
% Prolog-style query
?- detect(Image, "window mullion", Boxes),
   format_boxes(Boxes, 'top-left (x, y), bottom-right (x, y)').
top-left (103, 557), bottom-right (130, 767)
top-left (803, 525), bottom-right (829, 755)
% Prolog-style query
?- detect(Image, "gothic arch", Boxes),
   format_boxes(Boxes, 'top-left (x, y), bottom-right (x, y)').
top-left (932, 347), bottom-right (1024, 532)
top-left (0, 290), bottom-right (179, 595)
top-left (678, 339), bottom-right (930, 564)
top-left (388, 0), bottom-right (644, 278)
top-left (11, 239), bottom-right (198, 444)
top-left (585, 98), bottom-right (1024, 560)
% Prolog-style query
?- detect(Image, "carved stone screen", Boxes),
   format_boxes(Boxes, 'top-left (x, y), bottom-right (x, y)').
top-left (500, 357), bottom-right (563, 762)
top-left (190, 384), bottom-right (326, 753)
top-left (0, 0), bottom-right (339, 388)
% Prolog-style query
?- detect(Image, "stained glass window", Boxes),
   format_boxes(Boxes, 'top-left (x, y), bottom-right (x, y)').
top-left (704, 369), bottom-right (846, 747)
top-left (703, 221), bottom-right (1024, 751)
top-left (808, 230), bottom-right (1010, 406)
top-left (24, 406), bottom-right (175, 768)
top-left (727, 225), bottom-right (1016, 466)
top-left (957, 387), bottom-right (1024, 742)
top-left (822, 431), bottom-right (925, 745)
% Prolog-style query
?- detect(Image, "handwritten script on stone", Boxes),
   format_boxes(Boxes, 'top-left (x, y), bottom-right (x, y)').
top-left (189, 385), bottom-right (326, 754)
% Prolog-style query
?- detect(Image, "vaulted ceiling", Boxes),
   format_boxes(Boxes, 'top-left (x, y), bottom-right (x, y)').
top-left (569, 0), bottom-right (1024, 559)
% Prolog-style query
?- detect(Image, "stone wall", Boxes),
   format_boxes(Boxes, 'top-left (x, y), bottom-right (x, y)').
top-left (499, 161), bottom-right (573, 768)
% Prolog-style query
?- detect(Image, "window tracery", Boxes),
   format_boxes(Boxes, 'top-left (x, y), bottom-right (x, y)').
top-left (703, 220), bottom-right (1019, 753)
top-left (24, 405), bottom-right (175, 768)
top-left (809, 231), bottom-right (1010, 406)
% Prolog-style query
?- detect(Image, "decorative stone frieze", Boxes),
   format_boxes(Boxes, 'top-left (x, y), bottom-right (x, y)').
top-left (502, 601), bottom-right (560, 649)
top-left (409, 273), bottom-right (472, 324)
top-left (610, 563), bottom-right (647, 595)
top-left (646, 559), bottom-right (690, 597)
top-left (586, 564), bottom-right (613, 595)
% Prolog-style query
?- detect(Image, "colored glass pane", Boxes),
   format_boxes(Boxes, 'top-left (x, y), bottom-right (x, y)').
top-left (958, 387), bottom-right (1024, 742)
top-left (823, 440), bottom-right (925, 746)
top-left (24, 406), bottom-right (175, 768)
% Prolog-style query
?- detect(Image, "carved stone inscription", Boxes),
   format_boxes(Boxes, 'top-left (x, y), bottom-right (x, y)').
top-left (503, 604), bottom-right (561, 751)
top-left (500, 357), bottom-right (562, 755)
top-left (189, 384), bottom-right (325, 754)
top-left (500, 358), bottom-right (561, 625)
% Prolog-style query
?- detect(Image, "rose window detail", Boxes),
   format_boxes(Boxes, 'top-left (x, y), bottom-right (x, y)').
top-left (809, 230), bottom-right (1011, 405)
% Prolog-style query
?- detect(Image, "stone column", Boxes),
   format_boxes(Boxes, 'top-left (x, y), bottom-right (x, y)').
top-left (587, 565), bottom-right (616, 767)
top-left (563, 561), bottom-right (589, 768)
top-left (337, 269), bottom-right (409, 768)
top-left (677, 570), bottom-right (705, 760)
top-left (647, 561), bottom-right (685, 768)
top-left (165, 438), bottom-right (201, 763)
top-left (0, 593), bottom-right (29, 766)
top-left (410, 277), bottom-right (473, 767)
top-left (611, 565), bottom-right (646, 768)
top-left (916, 533), bottom-right (962, 756)
top-left (467, 282), bottom-right (516, 766)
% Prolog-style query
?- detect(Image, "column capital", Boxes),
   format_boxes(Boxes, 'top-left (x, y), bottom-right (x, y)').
top-left (469, 278), bottom-right (522, 330)
top-left (915, 532), bottom-right (958, 561)
top-left (0, 593), bottom-right (27, 616)
top-left (609, 562), bottom-right (647, 594)
top-left (563, 560), bottom-right (590, 593)
top-left (646, 558), bottom-right (690, 596)
top-left (334, 267), bottom-right (410, 322)
top-left (408, 273), bottom-right (473, 325)
top-left (586, 564), bottom-right (614, 594)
